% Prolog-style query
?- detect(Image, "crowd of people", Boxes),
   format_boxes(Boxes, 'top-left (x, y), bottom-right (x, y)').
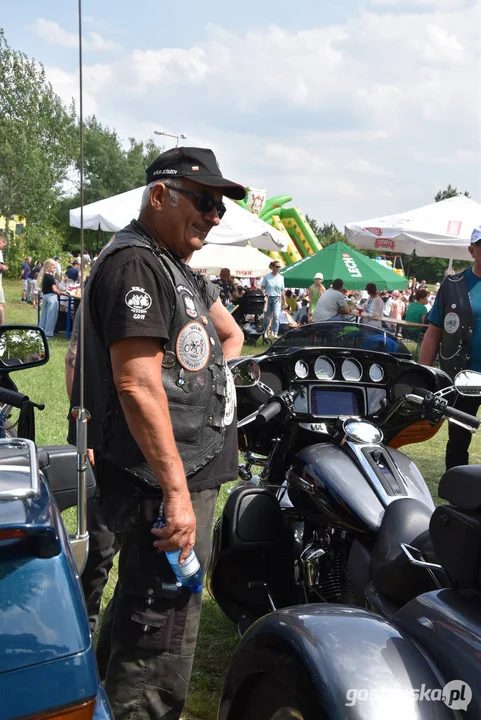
top-left (210, 260), bottom-right (442, 342)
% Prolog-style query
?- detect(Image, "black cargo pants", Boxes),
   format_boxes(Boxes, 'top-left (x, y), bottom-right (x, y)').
top-left (95, 457), bottom-right (218, 720)
top-left (445, 395), bottom-right (481, 470)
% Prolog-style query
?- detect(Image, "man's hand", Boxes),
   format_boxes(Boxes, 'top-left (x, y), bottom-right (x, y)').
top-left (151, 488), bottom-right (196, 562)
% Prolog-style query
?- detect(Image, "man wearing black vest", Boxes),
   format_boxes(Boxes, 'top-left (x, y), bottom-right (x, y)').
top-left (419, 224), bottom-right (481, 469)
top-left (70, 147), bottom-right (245, 719)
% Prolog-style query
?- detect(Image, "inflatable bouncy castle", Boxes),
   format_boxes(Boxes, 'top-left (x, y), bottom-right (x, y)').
top-left (237, 188), bottom-right (322, 266)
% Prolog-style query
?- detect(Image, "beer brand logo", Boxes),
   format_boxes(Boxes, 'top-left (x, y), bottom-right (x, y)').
top-left (374, 238), bottom-right (395, 250)
top-left (364, 227), bottom-right (383, 237)
top-left (342, 255), bottom-right (362, 278)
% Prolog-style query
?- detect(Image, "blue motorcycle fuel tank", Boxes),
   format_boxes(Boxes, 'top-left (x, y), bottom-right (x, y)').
top-left (288, 442), bottom-right (434, 534)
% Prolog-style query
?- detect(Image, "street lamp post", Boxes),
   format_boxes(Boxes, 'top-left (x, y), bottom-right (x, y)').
top-left (154, 130), bottom-right (187, 147)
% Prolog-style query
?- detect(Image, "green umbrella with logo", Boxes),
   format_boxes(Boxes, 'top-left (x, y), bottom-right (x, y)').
top-left (279, 241), bottom-right (408, 290)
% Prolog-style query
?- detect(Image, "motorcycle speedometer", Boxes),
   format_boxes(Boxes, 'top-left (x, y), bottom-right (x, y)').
top-left (314, 357), bottom-right (335, 380)
top-left (341, 359), bottom-right (362, 382)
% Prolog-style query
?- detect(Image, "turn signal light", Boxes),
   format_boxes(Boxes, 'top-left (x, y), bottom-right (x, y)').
top-left (0, 528), bottom-right (26, 540)
top-left (30, 698), bottom-right (96, 720)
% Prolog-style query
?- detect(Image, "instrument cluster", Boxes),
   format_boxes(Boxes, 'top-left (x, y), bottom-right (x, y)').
top-left (293, 355), bottom-right (386, 386)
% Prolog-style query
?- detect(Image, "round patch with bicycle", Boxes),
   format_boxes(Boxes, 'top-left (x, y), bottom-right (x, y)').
top-left (176, 321), bottom-right (210, 371)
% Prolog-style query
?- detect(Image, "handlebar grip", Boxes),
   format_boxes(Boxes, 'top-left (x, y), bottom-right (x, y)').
top-left (444, 405), bottom-right (481, 429)
top-left (255, 400), bottom-right (283, 426)
top-left (0, 388), bottom-right (29, 409)
top-left (412, 387), bottom-right (433, 398)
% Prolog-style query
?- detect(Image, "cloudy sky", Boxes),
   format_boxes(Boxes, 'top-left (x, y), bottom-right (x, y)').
top-left (2, 0), bottom-right (480, 229)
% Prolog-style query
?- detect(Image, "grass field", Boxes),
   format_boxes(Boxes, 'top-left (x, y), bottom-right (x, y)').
top-left (3, 277), bottom-right (481, 720)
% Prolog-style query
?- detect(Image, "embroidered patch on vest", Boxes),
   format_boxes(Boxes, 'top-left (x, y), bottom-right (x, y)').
top-left (224, 365), bottom-right (236, 426)
top-left (444, 312), bottom-right (460, 334)
top-left (176, 322), bottom-right (210, 371)
top-left (182, 294), bottom-right (198, 319)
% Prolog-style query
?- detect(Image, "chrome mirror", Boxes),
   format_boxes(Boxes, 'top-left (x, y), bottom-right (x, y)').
top-left (455, 370), bottom-right (481, 397)
top-left (0, 326), bottom-right (49, 371)
top-left (229, 358), bottom-right (261, 388)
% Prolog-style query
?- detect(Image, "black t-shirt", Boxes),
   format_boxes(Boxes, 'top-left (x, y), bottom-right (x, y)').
top-left (90, 238), bottom-right (238, 491)
top-left (42, 274), bottom-right (56, 295)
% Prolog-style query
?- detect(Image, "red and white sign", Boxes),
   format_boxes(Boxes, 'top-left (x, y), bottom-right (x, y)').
top-left (364, 227), bottom-right (383, 236)
top-left (446, 220), bottom-right (462, 236)
top-left (374, 238), bottom-right (396, 250)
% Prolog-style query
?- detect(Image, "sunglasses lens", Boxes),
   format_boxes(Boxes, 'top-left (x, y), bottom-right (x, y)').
top-left (197, 194), bottom-right (226, 219)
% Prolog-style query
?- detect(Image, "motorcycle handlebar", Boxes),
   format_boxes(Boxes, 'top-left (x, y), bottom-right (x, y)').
top-left (255, 399), bottom-right (283, 426)
top-left (444, 404), bottom-right (481, 429)
top-left (410, 387), bottom-right (480, 430)
top-left (0, 388), bottom-right (29, 409)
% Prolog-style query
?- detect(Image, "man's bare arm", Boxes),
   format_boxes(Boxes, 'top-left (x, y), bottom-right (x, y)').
top-left (110, 336), bottom-right (195, 561)
top-left (419, 324), bottom-right (442, 366)
top-left (208, 297), bottom-right (244, 359)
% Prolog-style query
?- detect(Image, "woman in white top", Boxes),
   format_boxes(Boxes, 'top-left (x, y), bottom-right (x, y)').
top-left (361, 283), bottom-right (384, 329)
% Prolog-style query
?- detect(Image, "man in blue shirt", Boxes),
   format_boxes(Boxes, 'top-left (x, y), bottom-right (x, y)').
top-left (419, 225), bottom-right (481, 469)
top-left (261, 260), bottom-right (286, 337)
top-left (65, 260), bottom-right (80, 282)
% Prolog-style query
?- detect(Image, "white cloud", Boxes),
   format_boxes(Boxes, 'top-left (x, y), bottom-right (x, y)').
top-left (30, 19), bottom-right (120, 52)
top-left (41, 4), bottom-right (481, 227)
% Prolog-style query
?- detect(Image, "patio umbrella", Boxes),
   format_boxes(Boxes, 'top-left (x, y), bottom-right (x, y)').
top-left (69, 188), bottom-right (288, 251)
top-left (280, 242), bottom-right (408, 290)
top-left (345, 196), bottom-right (481, 262)
top-left (188, 243), bottom-right (270, 277)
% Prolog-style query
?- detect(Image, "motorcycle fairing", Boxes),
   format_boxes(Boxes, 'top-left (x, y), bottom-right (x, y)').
top-left (219, 605), bottom-right (454, 720)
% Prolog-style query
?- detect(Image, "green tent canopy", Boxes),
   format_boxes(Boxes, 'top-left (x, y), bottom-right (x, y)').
top-left (280, 242), bottom-right (408, 290)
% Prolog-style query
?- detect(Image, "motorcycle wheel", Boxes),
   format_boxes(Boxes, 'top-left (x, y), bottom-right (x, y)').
top-left (239, 672), bottom-right (325, 720)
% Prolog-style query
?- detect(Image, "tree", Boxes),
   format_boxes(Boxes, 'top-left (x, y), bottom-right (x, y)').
top-left (305, 216), bottom-right (346, 247)
top-left (53, 117), bottom-right (163, 251)
top-left (0, 29), bottom-right (76, 227)
top-left (435, 184), bottom-right (470, 202)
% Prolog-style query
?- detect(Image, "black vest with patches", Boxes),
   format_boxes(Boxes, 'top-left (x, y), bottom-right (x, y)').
top-left (436, 270), bottom-right (474, 379)
top-left (80, 223), bottom-right (228, 480)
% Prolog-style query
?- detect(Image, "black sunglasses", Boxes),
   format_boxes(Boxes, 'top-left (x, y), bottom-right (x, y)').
top-left (173, 187), bottom-right (226, 219)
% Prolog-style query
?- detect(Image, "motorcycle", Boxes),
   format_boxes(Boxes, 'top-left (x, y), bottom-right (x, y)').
top-left (0, 324), bottom-right (112, 720)
top-left (209, 321), bottom-right (481, 720)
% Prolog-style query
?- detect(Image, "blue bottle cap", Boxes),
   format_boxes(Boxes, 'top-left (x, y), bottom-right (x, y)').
top-left (190, 583), bottom-right (203, 593)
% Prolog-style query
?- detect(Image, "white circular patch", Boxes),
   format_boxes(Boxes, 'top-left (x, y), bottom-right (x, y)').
top-left (125, 287), bottom-right (152, 315)
top-left (224, 364), bottom-right (236, 426)
top-left (444, 312), bottom-right (460, 334)
top-left (176, 322), bottom-right (210, 372)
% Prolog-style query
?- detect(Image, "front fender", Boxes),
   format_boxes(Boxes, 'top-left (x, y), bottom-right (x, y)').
top-left (219, 605), bottom-right (455, 720)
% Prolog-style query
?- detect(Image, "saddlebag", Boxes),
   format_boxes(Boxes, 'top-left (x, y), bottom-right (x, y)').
top-left (208, 482), bottom-right (293, 624)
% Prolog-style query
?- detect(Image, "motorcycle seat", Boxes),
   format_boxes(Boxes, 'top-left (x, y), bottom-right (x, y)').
top-left (371, 497), bottom-right (439, 604)
top-left (438, 465), bottom-right (481, 510)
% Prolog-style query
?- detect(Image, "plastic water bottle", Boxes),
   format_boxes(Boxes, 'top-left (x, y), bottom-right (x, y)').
top-left (153, 512), bottom-right (203, 593)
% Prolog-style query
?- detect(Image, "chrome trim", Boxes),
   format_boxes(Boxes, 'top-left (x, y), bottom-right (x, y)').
top-left (0, 438), bottom-right (40, 499)
top-left (347, 441), bottom-right (402, 507)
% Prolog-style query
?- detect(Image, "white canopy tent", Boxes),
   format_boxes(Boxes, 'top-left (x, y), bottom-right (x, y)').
top-left (188, 243), bottom-right (270, 277)
top-left (69, 187), bottom-right (288, 251)
top-left (345, 196), bottom-right (481, 263)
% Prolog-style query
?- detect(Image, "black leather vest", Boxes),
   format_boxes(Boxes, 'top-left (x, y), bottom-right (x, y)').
top-left (436, 270), bottom-right (474, 379)
top-left (80, 223), bottom-right (228, 479)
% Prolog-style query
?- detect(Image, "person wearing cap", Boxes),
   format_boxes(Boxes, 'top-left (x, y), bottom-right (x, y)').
top-left (69, 146), bottom-right (245, 719)
top-left (419, 225), bottom-right (481, 469)
top-left (308, 272), bottom-right (325, 322)
top-left (261, 260), bottom-right (285, 337)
